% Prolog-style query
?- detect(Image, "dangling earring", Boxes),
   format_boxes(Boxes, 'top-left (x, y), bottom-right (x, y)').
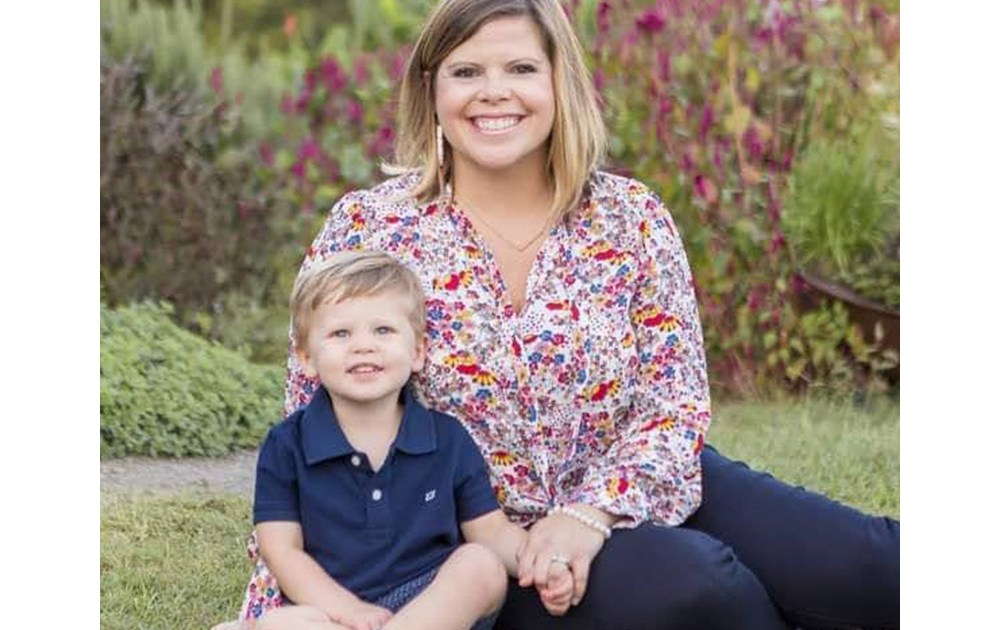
top-left (436, 123), bottom-right (445, 170)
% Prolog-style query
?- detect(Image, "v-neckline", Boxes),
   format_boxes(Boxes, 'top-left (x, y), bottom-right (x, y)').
top-left (445, 199), bottom-right (562, 320)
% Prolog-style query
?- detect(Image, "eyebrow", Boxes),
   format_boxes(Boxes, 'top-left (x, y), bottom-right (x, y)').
top-left (442, 57), bottom-right (546, 71)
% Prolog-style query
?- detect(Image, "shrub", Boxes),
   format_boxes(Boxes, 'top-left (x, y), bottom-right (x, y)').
top-left (100, 55), bottom-right (309, 362)
top-left (100, 302), bottom-right (284, 457)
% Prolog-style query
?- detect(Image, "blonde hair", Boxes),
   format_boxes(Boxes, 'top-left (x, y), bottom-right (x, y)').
top-left (388, 0), bottom-right (607, 216)
top-left (290, 250), bottom-right (427, 348)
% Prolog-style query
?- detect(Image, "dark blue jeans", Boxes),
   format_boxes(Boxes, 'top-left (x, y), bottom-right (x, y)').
top-left (496, 445), bottom-right (900, 630)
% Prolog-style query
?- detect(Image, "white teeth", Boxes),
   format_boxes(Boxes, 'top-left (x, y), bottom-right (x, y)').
top-left (474, 116), bottom-right (520, 131)
top-left (350, 365), bottom-right (380, 374)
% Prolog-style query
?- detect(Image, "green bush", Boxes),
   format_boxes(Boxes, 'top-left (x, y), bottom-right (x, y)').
top-left (100, 54), bottom-right (309, 362)
top-left (100, 302), bottom-right (284, 457)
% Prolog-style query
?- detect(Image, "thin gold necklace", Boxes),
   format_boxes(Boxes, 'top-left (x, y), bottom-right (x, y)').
top-left (455, 196), bottom-right (558, 253)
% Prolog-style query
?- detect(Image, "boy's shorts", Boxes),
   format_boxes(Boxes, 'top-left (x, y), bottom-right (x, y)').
top-left (239, 533), bottom-right (498, 629)
top-left (375, 567), bottom-right (499, 630)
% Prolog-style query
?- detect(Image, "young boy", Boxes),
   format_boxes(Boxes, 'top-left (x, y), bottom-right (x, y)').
top-left (248, 250), bottom-right (572, 630)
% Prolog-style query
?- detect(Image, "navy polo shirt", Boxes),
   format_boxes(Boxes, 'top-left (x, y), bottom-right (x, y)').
top-left (253, 386), bottom-right (499, 602)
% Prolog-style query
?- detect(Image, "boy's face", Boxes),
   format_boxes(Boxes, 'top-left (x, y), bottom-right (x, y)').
top-left (296, 292), bottom-right (425, 410)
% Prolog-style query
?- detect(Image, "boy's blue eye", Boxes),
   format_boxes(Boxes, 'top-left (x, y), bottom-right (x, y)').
top-left (331, 330), bottom-right (349, 338)
top-left (375, 326), bottom-right (393, 335)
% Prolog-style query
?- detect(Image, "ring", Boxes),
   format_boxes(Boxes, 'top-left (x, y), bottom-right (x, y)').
top-left (550, 553), bottom-right (571, 567)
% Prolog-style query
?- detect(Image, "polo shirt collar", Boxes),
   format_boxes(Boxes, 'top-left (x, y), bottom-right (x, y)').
top-left (394, 386), bottom-right (437, 455)
top-left (300, 385), bottom-right (437, 465)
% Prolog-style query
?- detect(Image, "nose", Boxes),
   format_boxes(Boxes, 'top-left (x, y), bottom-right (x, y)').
top-left (477, 70), bottom-right (511, 102)
top-left (350, 332), bottom-right (376, 353)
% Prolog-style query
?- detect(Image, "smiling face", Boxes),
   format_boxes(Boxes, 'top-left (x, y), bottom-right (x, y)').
top-left (296, 292), bottom-right (426, 410)
top-left (434, 15), bottom-right (555, 180)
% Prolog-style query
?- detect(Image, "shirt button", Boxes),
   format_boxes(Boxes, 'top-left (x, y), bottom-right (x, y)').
top-left (350, 455), bottom-right (361, 467)
top-left (371, 489), bottom-right (383, 501)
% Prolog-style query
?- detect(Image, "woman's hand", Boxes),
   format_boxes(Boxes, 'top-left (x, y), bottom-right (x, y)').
top-left (517, 505), bottom-right (611, 607)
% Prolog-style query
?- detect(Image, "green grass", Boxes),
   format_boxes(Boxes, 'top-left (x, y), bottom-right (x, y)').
top-left (100, 397), bottom-right (899, 629)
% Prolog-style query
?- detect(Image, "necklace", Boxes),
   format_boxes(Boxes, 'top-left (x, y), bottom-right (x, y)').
top-left (455, 196), bottom-right (559, 253)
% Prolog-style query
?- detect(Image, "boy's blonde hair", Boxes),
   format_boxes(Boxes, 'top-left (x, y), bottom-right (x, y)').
top-left (290, 250), bottom-right (427, 348)
top-left (388, 0), bottom-right (607, 217)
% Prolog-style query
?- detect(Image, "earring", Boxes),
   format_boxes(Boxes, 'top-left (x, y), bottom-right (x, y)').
top-left (436, 123), bottom-right (445, 170)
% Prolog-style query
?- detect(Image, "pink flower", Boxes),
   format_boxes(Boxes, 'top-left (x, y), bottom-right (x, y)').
top-left (698, 105), bottom-right (714, 143)
top-left (597, 2), bottom-right (613, 35)
top-left (346, 99), bottom-right (364, 125)
top-left (297, 138), bottom-right (322, 162)
top-left (636, 9), bottom-right (666, 33)
top-left (593, 68), bottom-right (605, 93)
top-left (280, 93), bottom-right (295, 115)
top-left (768, 230), bottom-right (786, 254)
top-left (209, 67), bottom-right (224, 96)
top-left (656, 50), bottom-right (672, 83)
top-left (693, 174), bottom-right (718, 204)
top-left (354, 58), bottom-right (370, 85)
top-left (368, 125), bottom-right (396, 158)
top-left (320, 57), bottom-right (348, 94)
top-left (258, 141), bottom-right (274, 166)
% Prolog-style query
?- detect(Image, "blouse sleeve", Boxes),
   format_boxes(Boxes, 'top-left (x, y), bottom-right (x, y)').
top-left (570, 189), bottom-right (712, 528)
top-left (283, 191), bottom-right (371, 415)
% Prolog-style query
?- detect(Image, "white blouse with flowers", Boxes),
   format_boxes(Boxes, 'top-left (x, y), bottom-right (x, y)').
top-left (284, 170), bottom-right (712, 529)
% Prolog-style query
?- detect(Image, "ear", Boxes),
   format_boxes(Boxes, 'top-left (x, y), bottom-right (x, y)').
top-left (295, 345), bottom-right (318, 379)
top-left (410, 336), bottom-right (427, 374)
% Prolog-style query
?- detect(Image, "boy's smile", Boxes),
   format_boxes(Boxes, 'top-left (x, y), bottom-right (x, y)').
top-left (296, 292), bottom-right (426, 410)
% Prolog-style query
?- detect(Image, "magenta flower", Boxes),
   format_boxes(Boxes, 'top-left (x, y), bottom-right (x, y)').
top-left (320, 57), bottom-right (348, 94)
top-left (597, 2), bottom-right (612, 36)
top-left (636, 9), bottom-right (666, 34)
top-left (297, 137), bottom-right (322, 162)
top-left (693, 174), bottom-right (717, 203)
top-left (346, 99), bottom-right (364, 125)
top-left (593, 68), bottom-right (605, 93)
top-left (768, 230), bottom-right (786, 254)
top-left (698, 105), bottom-right (714, 143)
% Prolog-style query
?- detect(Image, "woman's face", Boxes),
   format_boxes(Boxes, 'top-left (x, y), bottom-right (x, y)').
top-left (434, 15), bottom-right (556, 180)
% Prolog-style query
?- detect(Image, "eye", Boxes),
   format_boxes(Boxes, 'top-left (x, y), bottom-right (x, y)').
top-left (375, 325), bottom-right (394, 335)
top-left (451, 66), bottom-right (479, 79)
top-left (329, 329), bottom-right (349, 339)
top-left (511, 63), bottom-right (537, 74)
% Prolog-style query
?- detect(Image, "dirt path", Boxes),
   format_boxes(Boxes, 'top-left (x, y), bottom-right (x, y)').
top-left (100, 449), bottom-right (259, 498)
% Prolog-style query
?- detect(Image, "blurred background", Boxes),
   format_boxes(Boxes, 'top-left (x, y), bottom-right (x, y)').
top-left (100, 0), bottom-right (899, 452)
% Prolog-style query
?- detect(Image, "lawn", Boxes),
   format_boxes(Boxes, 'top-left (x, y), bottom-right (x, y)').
top-left (100, 396), bottom-right (899, 630)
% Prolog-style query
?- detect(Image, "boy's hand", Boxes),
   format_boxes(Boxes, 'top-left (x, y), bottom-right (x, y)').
top-left (333, 600), bottom-right (393, 630)
top-left (537, 556), bottom-right (574, 616)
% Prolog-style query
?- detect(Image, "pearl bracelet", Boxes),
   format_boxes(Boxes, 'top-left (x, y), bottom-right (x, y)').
top-left (549, 505), bottom-right (612, 539)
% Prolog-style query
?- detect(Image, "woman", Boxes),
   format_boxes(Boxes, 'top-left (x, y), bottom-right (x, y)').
top-left (234, 0), bottom-right (900, 628)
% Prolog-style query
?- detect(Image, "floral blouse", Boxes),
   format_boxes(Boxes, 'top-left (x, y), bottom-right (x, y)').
top-left (284, 170), bottom-right (711, 529)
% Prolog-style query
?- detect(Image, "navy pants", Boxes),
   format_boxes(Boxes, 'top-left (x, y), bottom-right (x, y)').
top-left (496, 445), bottom-right (900, 630)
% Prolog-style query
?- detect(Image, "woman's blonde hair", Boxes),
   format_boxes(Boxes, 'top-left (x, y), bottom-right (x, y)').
top-left (388, 0), bottom-right (607, 216)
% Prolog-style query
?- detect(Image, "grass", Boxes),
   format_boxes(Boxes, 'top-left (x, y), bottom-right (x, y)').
top-left (100, 397), bottom-right (899, 629)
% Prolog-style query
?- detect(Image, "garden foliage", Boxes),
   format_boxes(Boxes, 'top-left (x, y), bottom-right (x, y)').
top-left (100, 302), bottom-right (283, 457)
top-left (100, 0), bottom-right (900, 397)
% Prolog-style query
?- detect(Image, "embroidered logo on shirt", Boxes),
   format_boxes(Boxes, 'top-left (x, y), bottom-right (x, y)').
top-left (424, 490), bottom-right (436, 502)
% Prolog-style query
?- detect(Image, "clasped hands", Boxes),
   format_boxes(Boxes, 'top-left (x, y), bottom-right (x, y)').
top-left (515, 504), bottom-right (610, 616)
